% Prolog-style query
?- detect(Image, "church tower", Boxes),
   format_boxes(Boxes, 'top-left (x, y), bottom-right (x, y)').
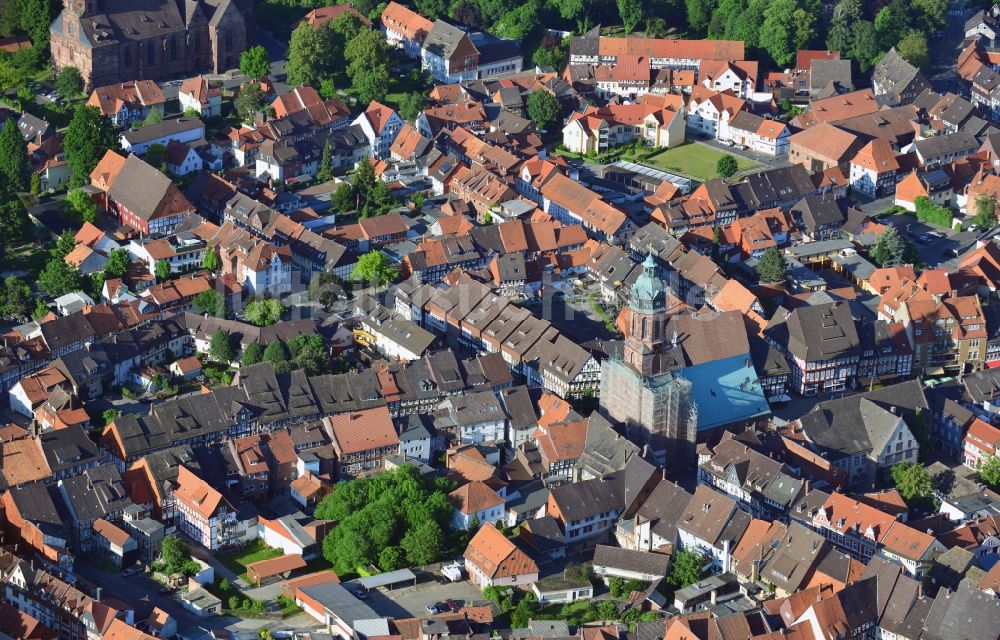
top-left (623, 254), bottom-right (670, 376)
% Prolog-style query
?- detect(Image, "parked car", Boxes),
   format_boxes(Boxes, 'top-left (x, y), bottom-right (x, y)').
top-left (122, 565), bottom-right (143, 577)
top-left (918, 234), bottom-right (931, 243)
top-left (347, 584), bottom-right (368, 599)
top-left (445, 599), bottom-right (461, 612)
top-left (426, 604), bottom-right (440, 615)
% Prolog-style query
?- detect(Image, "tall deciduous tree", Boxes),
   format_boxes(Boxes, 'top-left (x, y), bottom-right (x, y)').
top-left (240, 45), bottom-right (271, 79)
top-left (0, 119), bottom-right (30, 192)
top-left (345, 29), bottom-right (389, 84)
top-left (526, 90), bottom-right (562, 132)
top-left (890, 462), bottom-right (934, 502)
top-left (759, 0), bottom-right (818, 67)
top-left (874, 0), bottom-right (908, 50)
top-left (352, 250), bottom-right (398, 288)
top-left (716, 154), bottom-right (739, 178)
top-left (826, 0), bottom-right (862, 52)
top-left (55, 66), bottom-right (83, 98)
top-left (64, 105), bottom-right (119, 187)
top-left (38, 258), bottom-right (81, 297)
top-left (397, 92), bottom-right (426, 122)
top-left (685, 0), bottom-right (717, 34)
top-left (241, 341), bottom-right (263, 367)
top-left (897, 31), bottom-right (929, 69)
top-left (209, 328), bottom-right (235, 363)
top-left (287, 23), bottom-right (330, 87)
top-left (849, 20), bottom-right (880, 74)
top-left (617, 0), bottom-right (643, 34)
top-left (235, 83), bottom-right (265, 124)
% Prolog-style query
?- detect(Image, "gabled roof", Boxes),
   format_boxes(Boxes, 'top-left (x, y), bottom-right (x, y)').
top-left (173, 464), bottom-right (229, 520)
top-left (464, 523), bottom-right (538, 578)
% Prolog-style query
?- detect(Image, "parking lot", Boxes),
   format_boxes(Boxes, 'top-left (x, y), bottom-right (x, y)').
top-left (362, 576), bottom-right (485, 619)
top-left (880, 212), bottom-right (981, 269)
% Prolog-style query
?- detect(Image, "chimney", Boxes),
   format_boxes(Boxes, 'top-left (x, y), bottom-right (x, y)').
top-left (95, 586), bottom-right (102, 601)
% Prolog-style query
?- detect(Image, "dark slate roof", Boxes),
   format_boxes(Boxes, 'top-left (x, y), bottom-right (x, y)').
top-left (873, 48), bottom-right (923, 99)
top-left (8, 482), bottom-right (70, 534)
top-left (593, 545), bottom-right (671, 576)
top-left (914, 130), bottom-right (978, 159)
top-left (767, 302), bottom-right (859, 363)
top-left (424, 20), bottom-right (475, 60)
top-left (59, 463), bottom-right (132, 522)
top-left (761, 521), bottom-right (826, 594)
top-left (39, 425), bottom-right (100, 474)
top-left (922, 582), bottom-right (1000, 640)
top-left (122, 117), bottom-right (205, 146)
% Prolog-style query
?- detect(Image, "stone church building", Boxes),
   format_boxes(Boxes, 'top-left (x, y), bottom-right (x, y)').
top-left (50, 0), bottom-right (256, 90)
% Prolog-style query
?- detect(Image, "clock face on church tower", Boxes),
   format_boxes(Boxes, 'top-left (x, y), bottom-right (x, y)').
top-left (69, 0), bottom-right (86, 13)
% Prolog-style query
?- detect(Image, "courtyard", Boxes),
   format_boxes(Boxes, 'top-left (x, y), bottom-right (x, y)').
top-left (631, 142), bottom-right (760, 181)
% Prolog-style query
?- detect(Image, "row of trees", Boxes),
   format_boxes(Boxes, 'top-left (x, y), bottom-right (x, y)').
top-left (685, 0), bottom-right (946, 70)
top-left (241, 334), bottom-right (333, 376)
top-left (313, 466), bottom-right (454, 574)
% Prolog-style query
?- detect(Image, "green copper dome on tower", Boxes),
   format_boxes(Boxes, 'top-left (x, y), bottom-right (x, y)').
top-left (630, 253), bottom-right (666, 313)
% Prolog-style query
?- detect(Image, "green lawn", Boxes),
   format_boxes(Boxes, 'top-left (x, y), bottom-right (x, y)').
top-left (630, 143), bottom-right (760, 181)
top-left (220, 540), bottom-right (283, 579)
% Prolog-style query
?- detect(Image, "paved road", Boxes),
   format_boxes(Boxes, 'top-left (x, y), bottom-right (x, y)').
top-left (929, 0), bottom-right (973, 94)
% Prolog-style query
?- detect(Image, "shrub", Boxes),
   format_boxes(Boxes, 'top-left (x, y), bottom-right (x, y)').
top-left (914, 196), bottom-right (953, 228)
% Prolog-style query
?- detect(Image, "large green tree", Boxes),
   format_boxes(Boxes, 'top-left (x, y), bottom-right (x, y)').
top-left (756, 246), bottom-right (788, 283)
top-left (316, 140), bottom-right (334, 183)
top-left (240, 45), bottom-right (271, 79)
top-left (667, 549), bottom-right (704, 588)
top-left (717, 154), bottom-right (739, 178)
top-left (897, 31), bottom-right (929, 69)
top-left (890, 462), bottom-right (934, 503)
top-left (871, 225), bottom-right (906, 266)
top-left (494, 0), bottom-right (541, 39)
top-left (245, 298), bottom-right (284, 326)
top-left (912, 0), bottom-right (948, 32)
top-left (397, 92), bottom-right (426, 122)
top-left (352, 250), bottom-right (397, 288)
top-left (235, 83), bottom-right (265, 124)
top-left (353, 67), bottom-right (389, 106)
top-left (38, 258), bottom-right (82, 297)
top-left (875, 0), bottom-right (909, 51)
top-left (55, 66), bottom-right (83, 98)
top-left (826, 0), bottom-right (862, 52)
top-left (527, 90), bottom-right (562, 132)
top-left (209, 328), bottom-right (235, 364)
top-left (759, 0), bottom-right (818, 67)
top-left (850, 20), bottom-right (880, 75)
top-left (345, 29), bottom-right (390, 85)
top-left (286, 22), bottom-right (332, 87)
top-left (685, 0), bottom-right (717, 34)
top-left (193, 290), bottom-right (225, 317)
top-left (617, 0), bottom-right (643, 34)
top-left (64, 105), bottom-right (119, 187)
top-left (241, 341), bottom-right (264, 367)
top-left (979, 456), bottom-right (1000, 490)
top-left (0, 119), bottom-right (30, 193)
